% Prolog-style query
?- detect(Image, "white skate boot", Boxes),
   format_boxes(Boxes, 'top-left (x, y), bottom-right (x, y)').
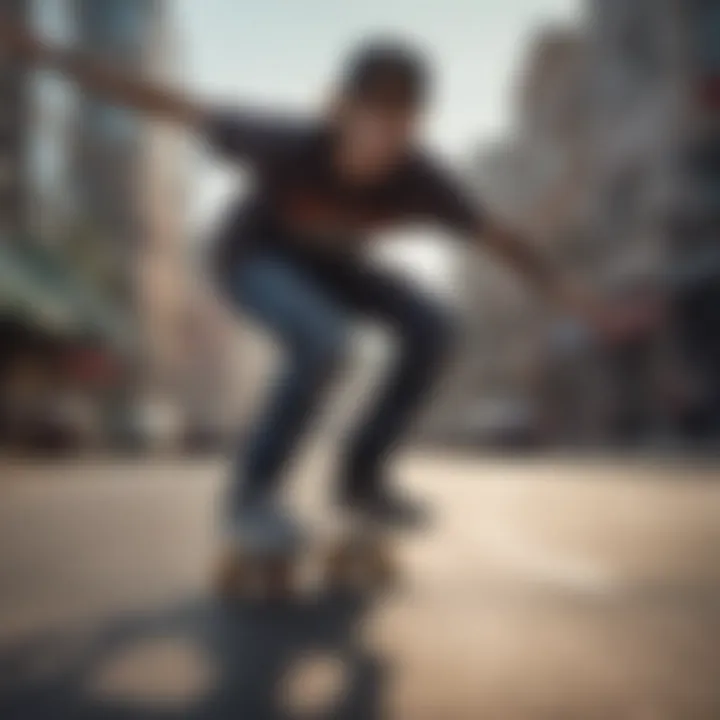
top-left (215, 499), bottom-right (305, 601)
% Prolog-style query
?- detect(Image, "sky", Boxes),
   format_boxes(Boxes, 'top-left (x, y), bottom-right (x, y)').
top-left (174, 0), bottom-right (581, 284)
top-left (177, 0), bottom-right (580, 152)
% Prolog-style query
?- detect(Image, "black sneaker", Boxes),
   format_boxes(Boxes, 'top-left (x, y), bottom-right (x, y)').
top-left (338, 484), bottom-right (431, 531)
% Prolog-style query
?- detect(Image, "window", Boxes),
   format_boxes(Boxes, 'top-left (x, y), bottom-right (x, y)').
top-left (691, 0), bottom-right (720, 73)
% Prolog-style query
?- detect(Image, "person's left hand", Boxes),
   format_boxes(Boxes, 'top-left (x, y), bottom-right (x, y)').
top-left (587, 298), bottom-right (662, 346)
top-left (557, 280), bottom-right (662, 346)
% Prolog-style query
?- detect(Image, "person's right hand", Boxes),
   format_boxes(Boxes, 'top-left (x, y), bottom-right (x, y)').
top-left (0, 17), bottom-right (50, 65)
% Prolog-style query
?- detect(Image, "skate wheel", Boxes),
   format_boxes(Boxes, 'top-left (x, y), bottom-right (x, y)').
top-left (214, 552), bottom-right (244, 599)
top-left (265, 556), bottom-right (294, 597)
top-left (324, 539), bottom-right (396, 591)
top-left (368, 543), bottom-right (396, 586)
top-left (214, 551), bottom-right (295, 601)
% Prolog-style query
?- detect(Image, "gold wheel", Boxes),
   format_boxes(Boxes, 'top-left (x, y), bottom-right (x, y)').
top-left (324, 536), bottom-right (395, 590)
top-left (367, 542), bottom-right (396, 587)
top-left (214, 550), bottom-right (295, 600)
top-left (214, 551), bottom-right (246, 599)
top-left (265, 556), bottom-right (294, 598)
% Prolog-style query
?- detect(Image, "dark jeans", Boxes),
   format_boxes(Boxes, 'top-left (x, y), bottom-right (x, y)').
top-left (676, 277), bottom-right (720, 438)
top-left (224, 250), bottom-right (454, 507)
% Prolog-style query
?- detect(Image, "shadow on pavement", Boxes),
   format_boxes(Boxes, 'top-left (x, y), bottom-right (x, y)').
top-left (0, 592), bottom-right (386, 720)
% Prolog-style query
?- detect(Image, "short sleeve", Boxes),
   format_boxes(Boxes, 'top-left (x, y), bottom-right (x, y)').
top-left (203, 107), bottom-right (309, 168)
top-left (408, 154), bottom-right (485, 236)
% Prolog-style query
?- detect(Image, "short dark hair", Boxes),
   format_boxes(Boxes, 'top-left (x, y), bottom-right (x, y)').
top-left (341, 38), bottom-right (431, 109)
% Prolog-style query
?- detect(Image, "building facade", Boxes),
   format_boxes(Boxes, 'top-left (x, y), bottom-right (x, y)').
top-left (72, 0), bottom-right (203, 448)
top-left (0, 0), bottom-right (30, 239)
top-left (0, 0), bottom-right (208, 452)
top-left (440, 27), bottom-right (592, 447)
top-left (453, 2), bottom-right (717, 448)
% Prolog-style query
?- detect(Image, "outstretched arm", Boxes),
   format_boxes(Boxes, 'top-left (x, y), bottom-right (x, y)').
top-left (477, 218), bottom-right (649, 341)
top-left (410, 158), bottom-right (616, 334)
top-left (0, 18), bottom-right (204, 127)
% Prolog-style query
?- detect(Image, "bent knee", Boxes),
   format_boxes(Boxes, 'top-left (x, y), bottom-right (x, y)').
top-left (403, 302), bottom-right (457, 358)
top-left (293, 325), bottom-right (350, 378)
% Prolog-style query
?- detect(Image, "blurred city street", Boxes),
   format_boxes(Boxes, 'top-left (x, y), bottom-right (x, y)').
top-left (2, 1), bottom-right (720, 718)
top-left (1, 452), bottom-right (719, 719)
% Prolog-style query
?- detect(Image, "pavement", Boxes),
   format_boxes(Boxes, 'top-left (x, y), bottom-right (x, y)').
top-left (0, 453), bottom-right (719, 719)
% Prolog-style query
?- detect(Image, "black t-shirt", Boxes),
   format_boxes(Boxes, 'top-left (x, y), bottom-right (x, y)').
top-left (204, 108), bottom-right (484, 276)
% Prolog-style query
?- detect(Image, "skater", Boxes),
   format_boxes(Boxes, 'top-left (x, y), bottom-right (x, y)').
top-left (0, 25), bottom-right (641, 558)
